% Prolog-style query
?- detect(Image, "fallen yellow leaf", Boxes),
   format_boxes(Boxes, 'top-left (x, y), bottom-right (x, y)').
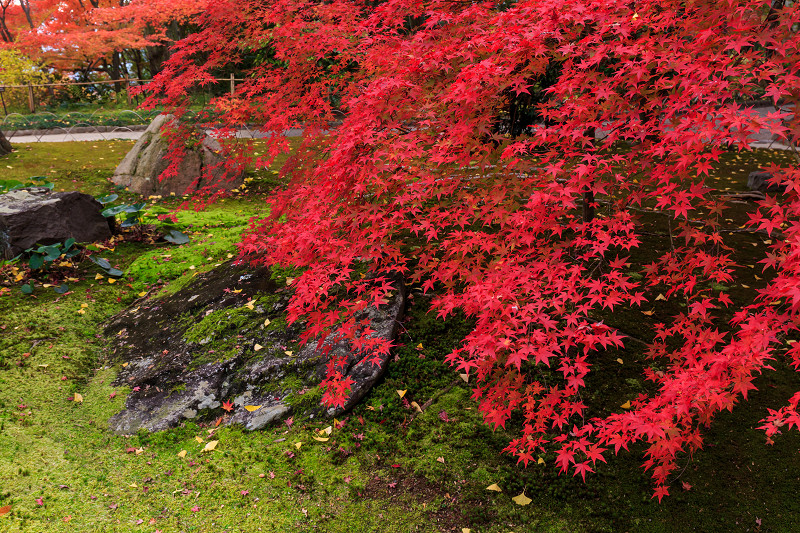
top-left (285, 277), bottom-right (294, 285)
top-left (284, 350), bottom-right (294, 356)
top-left (129, 483), bottom-right (137, 488)
top-left (436, 456), bottom-right (445, 463)
top-left (95, 273), bottom-right (104, 280)
top-left (642, 310), bottom-right (654, 316)
top-left (319, 426), bottom-right (332, 435)
top-left (107, 278), bottom-right (116, 284)
top-left (80, 303), bottom-right (89, 308)
top-left (195, 436), bottom-right (204, 443)
top-left (459, 373), bottom-right (469, 383)
top-left (396, 389), bottom-right (407, 399)
top-left (295, 442), bottom-right (303, 449)
top-left (616, 358), bottom-right (624, 364)
top-left (655, 294), bottom-right (666, 301)
top-left (416, 343), bottom-right (423, 350)
top-left (312, 436), bottom-right (329, 442)
top-left (73, 393), bottom-right (83, 403)
top-left (486, 483), bottom-right (502, 492)
top-left (138, 291), bottom-right (147, 297)
top-left (177, 450), bottom-right (187, 458)
top-left (244, 405), bottom-right (262, 412)
top-left (537, 457), bottom-right (545, 465)
top-left (512, 492), bottom-right (532, 506)
top-left (620, 401), bottom-right (632, 409)
top-left (410, 401), bottom-right (422, 413)
top-left (254, 344), bottom-right (263, 352)
top-left (264, 318), bottom-right (271, 327)
top-left (245, 300), bottom-right (255, 310)
top-left (202, 440), bottom-right (218, 452)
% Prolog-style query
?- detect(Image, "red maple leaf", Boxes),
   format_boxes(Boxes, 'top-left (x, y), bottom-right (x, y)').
top-left (221, 400), bottom-right (234, 412)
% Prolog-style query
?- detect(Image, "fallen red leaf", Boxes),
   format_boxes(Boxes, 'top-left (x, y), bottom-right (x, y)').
top-left (221, 400), bottom-right (234, 412)
top-left (0, 505), bottom-right (11, 516)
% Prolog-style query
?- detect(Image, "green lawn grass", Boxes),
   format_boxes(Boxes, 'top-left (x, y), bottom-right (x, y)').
top-left (1, 141), bottom-right (799, 532)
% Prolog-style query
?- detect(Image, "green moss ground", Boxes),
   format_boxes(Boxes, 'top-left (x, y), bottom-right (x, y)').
top-left (1, 141), bottom-right (800, 532)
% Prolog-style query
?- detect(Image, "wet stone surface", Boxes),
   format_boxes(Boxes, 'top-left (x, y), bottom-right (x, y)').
top-left (104, 262), bottom-right (405, 434)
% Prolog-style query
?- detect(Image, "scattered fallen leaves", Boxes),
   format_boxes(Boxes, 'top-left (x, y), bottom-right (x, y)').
top-left (512, 492), bottom-right (532, 506)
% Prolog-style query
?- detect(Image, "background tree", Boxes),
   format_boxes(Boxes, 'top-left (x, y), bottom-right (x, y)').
top-left (145, 0), bottom-right (800, 500)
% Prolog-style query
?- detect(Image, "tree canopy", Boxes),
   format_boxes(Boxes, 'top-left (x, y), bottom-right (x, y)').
top-left (144, 0), bottom-right (800, 500)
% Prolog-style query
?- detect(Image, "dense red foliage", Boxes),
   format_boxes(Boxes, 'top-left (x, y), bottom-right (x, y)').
top-left (147, 0), bottom-right (800, 499)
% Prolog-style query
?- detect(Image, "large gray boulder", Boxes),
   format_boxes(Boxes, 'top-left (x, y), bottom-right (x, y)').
top-left (747, 170), bottom-right (785, 193)
top-left (0, 188), bottom-right (112, 259)
top-left (105, 262), bottom-right (405, 434)
top-left (111, 114), bottom-right (245, 197)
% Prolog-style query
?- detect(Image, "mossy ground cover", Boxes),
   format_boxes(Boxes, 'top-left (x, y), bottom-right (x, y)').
top-left (1, 141), bottom-right (799, 532)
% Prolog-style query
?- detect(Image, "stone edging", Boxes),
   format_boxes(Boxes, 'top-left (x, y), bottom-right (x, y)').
top-left (1, 124), bottom-right (149, 137)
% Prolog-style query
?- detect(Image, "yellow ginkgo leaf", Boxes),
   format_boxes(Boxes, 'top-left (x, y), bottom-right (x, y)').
top-left (58, 262), bottom-right (72, 267)
top-left (537, 457), bottom-right (545, 465)
top-left (512, 492), bottom-right (532, 506)
top-left (319, 426), bottom-right (332, 435)
top-left (416, 343), bottom-right (423, 350)
top-left (655, 294), bottom-right (666, 301)
top-left (462, 529), bottom-right (471, 533)
top-left (77, 309), bottom-right (86, 315)
top-left (284, 350), bottom-right (294, 356)
top-left (620, 401), bottom-right (632, 409)
top-left (264, 318), bottom-right (271, 327)
top-left (295, 442), bottom-right (303, 449)
top-left (244, 405), bottom-right (262, 412)
top-left (312, 436), bottom-right (329, 442)
top-left (227, 253), bottom-right (234, 259)
top-left (616, 358), bottom-right (624, 364)
top-left (410, 401), bottom-right (422, 413)
top-left (486, 483), bottom-right (502, 492)
top-left (177, 450), bottom-right (187, 458)
top-left (95, 273), bottom-right (104, 280)
top-left (122, 362), bottom-right (129, 367)
top-left (202, 440), bottom-right (218, 452)
top-left (73, 393), bottom-right (83, 403)
top-left (80, 303), bottom-right (89, 308)
top-left (459, 373), bottom-right (469, 383)
top-left (43, 283), bottom-right (53, 288)
top-left (138, 291), bottom-right (147, 297)
top-left (194, 436), bottom-right (204, 443)
top-left (285, 277), bottom-right (294, 285)
top-left (107, 278), bottom-right (116, 284)
top-left (254, 344), bottom-right (263, 352)
top-left (642, 310), bottom-right (654, 316)
top-left (245, 301), bottom-right (255, 310)
top-left (396, 389), bottom-right (407, 399)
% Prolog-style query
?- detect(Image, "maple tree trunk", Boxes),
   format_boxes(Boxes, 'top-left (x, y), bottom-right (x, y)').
top-left (0, 130), bottom-right (12, 157)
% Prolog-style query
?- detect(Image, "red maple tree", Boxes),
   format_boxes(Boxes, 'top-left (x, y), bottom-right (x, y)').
top-left (145, 0), bottom-right (800, 499)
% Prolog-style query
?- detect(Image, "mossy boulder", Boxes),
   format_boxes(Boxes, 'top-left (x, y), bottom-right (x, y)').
top-left (104, 261), bottom-right (405, 434)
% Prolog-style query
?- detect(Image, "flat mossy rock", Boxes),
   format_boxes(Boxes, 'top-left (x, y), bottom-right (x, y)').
top-left (105, 261), bottom-right (405, 434)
